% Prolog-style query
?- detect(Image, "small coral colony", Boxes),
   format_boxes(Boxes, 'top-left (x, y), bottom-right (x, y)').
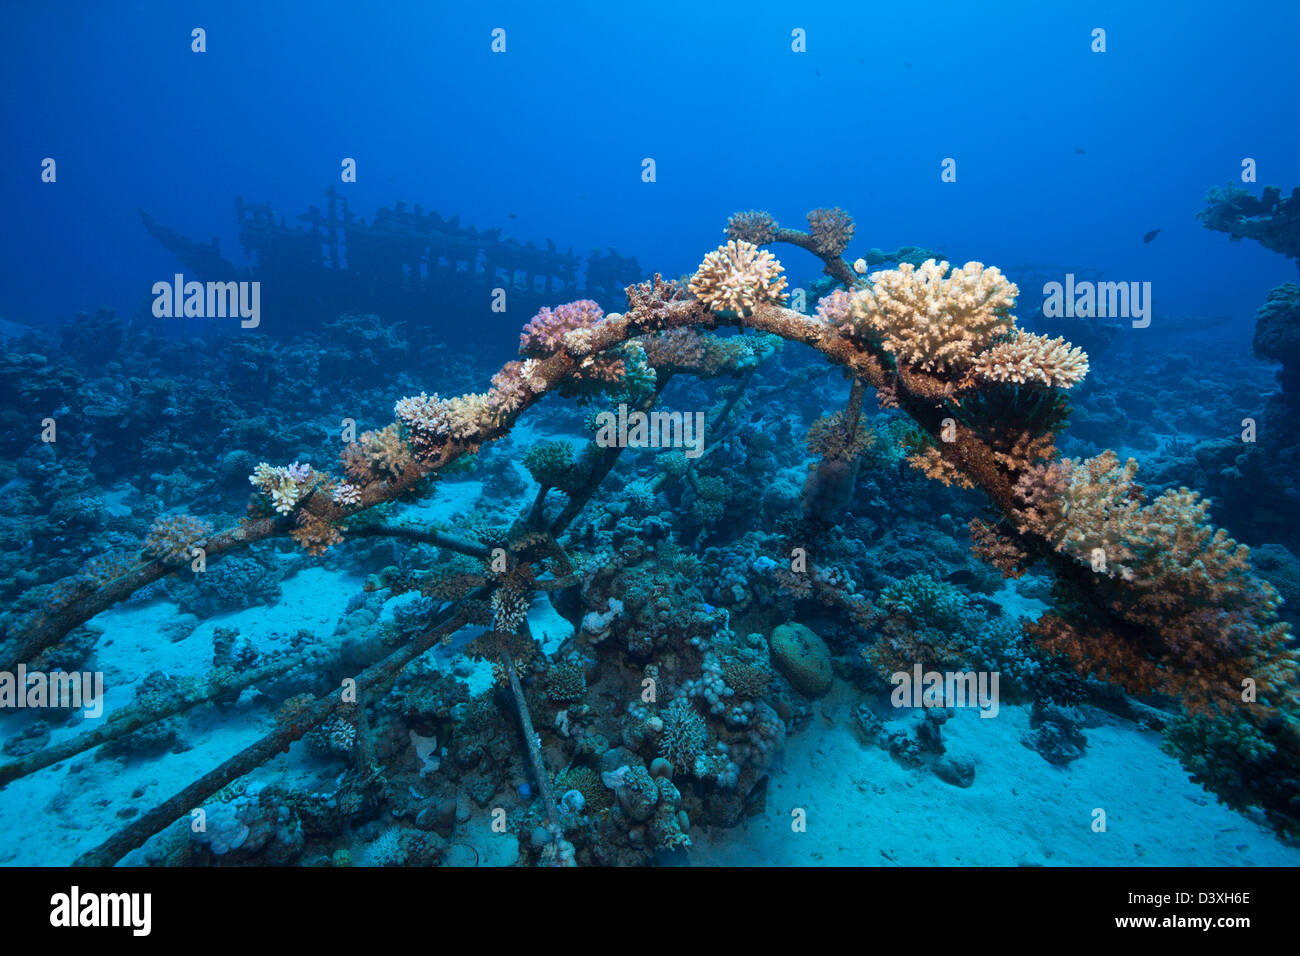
top-left (4, 195), bottom-right (1298, 867)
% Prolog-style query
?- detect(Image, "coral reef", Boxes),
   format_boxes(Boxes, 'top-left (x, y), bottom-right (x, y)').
top-left (6, 199), bottom-right (1300, 873)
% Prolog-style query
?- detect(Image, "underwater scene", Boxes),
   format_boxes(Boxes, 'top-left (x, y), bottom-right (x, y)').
top-left (2, 1), bottom-right (1299, 880)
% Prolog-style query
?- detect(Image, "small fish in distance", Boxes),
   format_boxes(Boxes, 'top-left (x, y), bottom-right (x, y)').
top-left (1143, 227), bottom-right (1161, 243)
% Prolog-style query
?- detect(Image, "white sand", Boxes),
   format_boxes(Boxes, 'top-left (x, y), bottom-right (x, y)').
top-left (690, 681), bottom-right (1300, 866)
top-left (4, 559), bottom-right (1297, 867)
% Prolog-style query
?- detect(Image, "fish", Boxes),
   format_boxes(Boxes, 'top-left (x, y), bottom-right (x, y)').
top-left (1074, 146), bottom-right (1086, 155)
top-left (1143, 228), bottom-right (1161, 243)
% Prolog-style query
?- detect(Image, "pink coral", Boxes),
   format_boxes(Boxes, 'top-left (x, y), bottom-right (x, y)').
top-left (520, 300), bottom-right (605, 358)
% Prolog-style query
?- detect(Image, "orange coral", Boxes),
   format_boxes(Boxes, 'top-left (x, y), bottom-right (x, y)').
top-left (1026, 470), bottom-right (1298, 716)
top-left (905, 444), bottom-right (974, 489)
top-left (969, 518), bottom-right (1028, 579)
top-left (290, 511), bottom-right (344, 556)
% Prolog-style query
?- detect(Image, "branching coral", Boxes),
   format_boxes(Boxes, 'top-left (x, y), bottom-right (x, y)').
top-left (805, 411), bottom-right (875, 461)
top-left (341, 425), bottom-right (417, 482)
top-left (689, 240), bottom-right (788, 316)
top-left (725, 210), bottom-right (779, 246)
top-left (520, 299), bottom-right (606, 358)
top-left (545, 658), bottom-right (587, 704)
top-left (1045, 451), bottom-right (1143, 575)
top-left (143, 514), bottom-right (212, 566)
top-left (1026, 457), bottom-right (1299, 716)
top-left (969, 518), bottom-right (1029, 579)
top-left (969, 330), bottom-right (1090, 389)
top-left (864, 574), bottom-right (1037, 689)
top-left (806, 207), bottom-right (855, 257)
top-left (841, 260), bottom-right (1019, 374)
top-left (490, 585), bottom-right (532, 635)
top-left (905, 442), bottom-right (975, 489)
top-left (659, 697), bottom-right (709, 772)
top-left (290, 511), bottom-right (344, 557)
top-left (394, 391), bottom-right (498, 457)
top-left (249, 461), bottom-right (323, 514)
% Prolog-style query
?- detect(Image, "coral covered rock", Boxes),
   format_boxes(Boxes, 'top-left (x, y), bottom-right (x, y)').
top-left (769, 622), bottom-right (833, 697)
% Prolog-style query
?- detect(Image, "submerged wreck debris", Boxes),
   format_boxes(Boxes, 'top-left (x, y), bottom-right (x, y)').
top-left (139, 188), bottom-right (643, 343)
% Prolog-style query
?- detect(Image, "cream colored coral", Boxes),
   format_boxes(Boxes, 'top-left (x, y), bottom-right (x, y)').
top-left (970, 330), bottom-right (1089, 388)
top-left (845, 259), bottom-right (1018, 374)
top-left (1051, 450), bottom-right (1142, 576)
top-left (248, 461), bottom-right (317, 514)
top-left (332, 482), bottom-right (363, 507)
top-left (395, 391), bottom-right (497, 453)
top-left (689, 240), bottom-right (788, 316)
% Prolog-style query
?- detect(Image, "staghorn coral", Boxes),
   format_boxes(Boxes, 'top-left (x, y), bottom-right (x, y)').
top-left (725, 209), bottom-right (779, 246)
top-left (991, 430), bottom-right (1058, 474)
top-left (806, 207), bottom-right (855, 257)
top-left (1046, 451), bottom-right (1142, 576)
top-left (842, 259), bottom-right (1018, 374)
top-left (689, 241), bottom-right (789, 316)
top-left (969, 330), bottom-right (1090, 389)
top-left (1010, 458), bottom-right (1070, 538)
top-left (143, 514), bottom-right (213, 566)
